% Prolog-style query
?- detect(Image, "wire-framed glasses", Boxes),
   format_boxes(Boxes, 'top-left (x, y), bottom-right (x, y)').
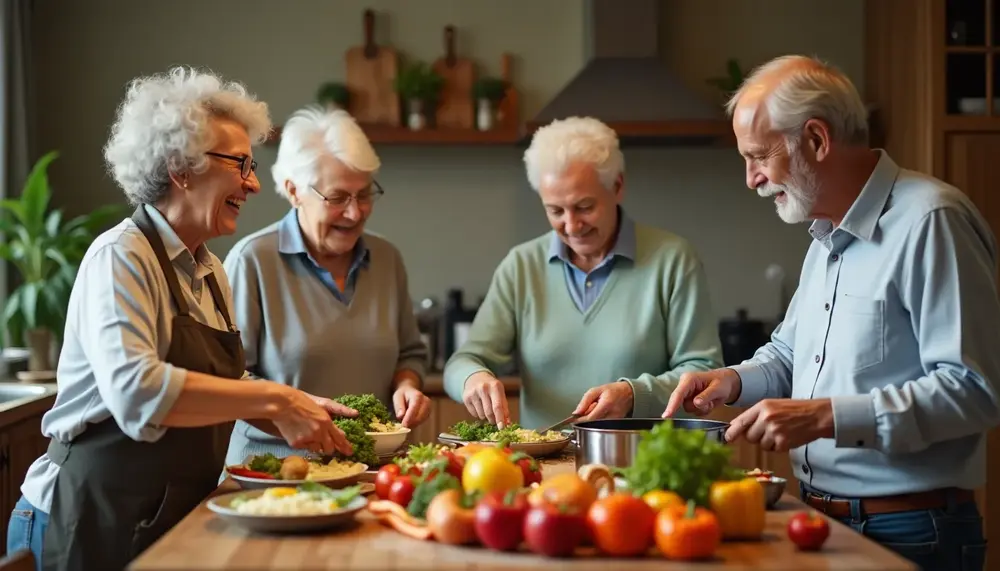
top-left (205, 152), bottom-right (257, 180)
top-left (309, 180), bottom-right (385, 208)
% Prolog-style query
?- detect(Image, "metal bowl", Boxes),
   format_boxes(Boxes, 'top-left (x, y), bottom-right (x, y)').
top-left (572, 417), bottom-right (729, 469)
top-left (760, 476), bottom-right (787, 509)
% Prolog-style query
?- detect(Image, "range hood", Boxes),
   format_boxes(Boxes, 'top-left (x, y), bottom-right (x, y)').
top-left (527, 0), bottom-right (733, 146)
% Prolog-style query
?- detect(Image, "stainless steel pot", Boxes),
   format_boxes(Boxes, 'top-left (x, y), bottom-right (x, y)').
top-left (572, 418), bottom-right (729, 469)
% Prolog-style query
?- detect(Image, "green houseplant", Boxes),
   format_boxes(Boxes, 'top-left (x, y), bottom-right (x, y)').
top-left (392, 61), bottom-right (444, 130)
top-left (706, 58), bottom-right (747, 101)
top-left (0, 150), bottom-right (125, 371)
top-left (472, 77), bottom-right (508, 131)
top-left (316, 81), bottom-right (350, 110)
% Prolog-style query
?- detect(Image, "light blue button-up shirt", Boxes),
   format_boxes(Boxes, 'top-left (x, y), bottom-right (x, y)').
top-left (548, 208), bottom-right (637, 312)
top-left (731, 151), bottom-right (1000, 497)
top-left (277, 208), bottom-right (369, 305)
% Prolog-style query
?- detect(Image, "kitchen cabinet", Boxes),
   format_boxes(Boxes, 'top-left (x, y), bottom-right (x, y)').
top-left (0, 399), bottom-right (53, 557)
top-left (867, 1), bottom-right (1000, 567)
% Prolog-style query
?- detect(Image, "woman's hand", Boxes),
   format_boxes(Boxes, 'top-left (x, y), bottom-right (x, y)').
top-left (392, 380), bottom-right (431, 427)
top-left (272, 386), bottom-right (354, 456)
top-left (308, 394), bottom-right (358, 420)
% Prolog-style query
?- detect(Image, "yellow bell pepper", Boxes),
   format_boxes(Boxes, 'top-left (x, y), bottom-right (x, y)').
top-left (708, 477), bottom-right (766, 540)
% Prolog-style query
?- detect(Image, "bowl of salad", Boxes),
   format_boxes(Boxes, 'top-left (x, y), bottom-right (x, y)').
top-left (332, 393), bottom-right (412, 455)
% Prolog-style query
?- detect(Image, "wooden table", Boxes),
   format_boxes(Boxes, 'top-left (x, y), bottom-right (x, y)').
top-left (128, 457), bottom-right (917, 570)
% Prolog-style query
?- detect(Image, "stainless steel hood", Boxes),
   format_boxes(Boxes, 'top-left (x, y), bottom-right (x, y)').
top-left (527, 0), bottom-right (732, 146)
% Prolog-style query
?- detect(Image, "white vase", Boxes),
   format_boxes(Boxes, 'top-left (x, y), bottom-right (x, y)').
top-left (476, 98), bottom-right (495, 131)
top-left (406, 99), bottom-right (426, 131)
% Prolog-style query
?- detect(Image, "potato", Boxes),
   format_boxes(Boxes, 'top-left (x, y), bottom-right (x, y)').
top-left (279, 455), bottom-right (309, 480)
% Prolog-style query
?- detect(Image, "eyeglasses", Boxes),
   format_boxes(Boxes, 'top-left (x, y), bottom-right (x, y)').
top-left (205, 152), bottom-right (257, 180)
top-left (308, 180), bottom-right (385, 208)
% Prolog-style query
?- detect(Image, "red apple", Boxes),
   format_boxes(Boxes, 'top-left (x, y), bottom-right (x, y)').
top-left (523, 503), bottom-right (588, 557)
top-left (474, 489), bottom-right (529, 551)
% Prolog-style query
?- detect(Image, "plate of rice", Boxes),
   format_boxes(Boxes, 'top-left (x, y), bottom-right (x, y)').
top-left (208, 482), bottom-right (367, 533)
top-left (438, 421), bottom-right (570, 458)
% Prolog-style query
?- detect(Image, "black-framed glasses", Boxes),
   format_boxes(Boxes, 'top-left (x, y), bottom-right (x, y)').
top-left (205, 152), bottom-right (257, 180)
top-left (309, 180), bottom-right (385, 208)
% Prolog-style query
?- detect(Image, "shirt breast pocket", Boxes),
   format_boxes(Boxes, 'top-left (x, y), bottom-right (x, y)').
top-left (832, 293), bottom-right (885, 373)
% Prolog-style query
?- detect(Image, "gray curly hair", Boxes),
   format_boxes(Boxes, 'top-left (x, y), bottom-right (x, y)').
top-left (103, 66), bottom-right (272, 206)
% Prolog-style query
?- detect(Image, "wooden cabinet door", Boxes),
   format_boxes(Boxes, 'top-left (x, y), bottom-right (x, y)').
top-left (944, 132), bottom-right (1000, 570)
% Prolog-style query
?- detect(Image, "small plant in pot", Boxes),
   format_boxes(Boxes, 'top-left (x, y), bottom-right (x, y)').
top-left (393, 61), bottom-right (443, 131)
top-left (316, 81), bottom-right (350, 111)
top-left (706, 58), bottom-right (747, 102)
top-left (472, 77), bottom-right (508, 131)
top-left (0, 151), bottom-right (125, 378)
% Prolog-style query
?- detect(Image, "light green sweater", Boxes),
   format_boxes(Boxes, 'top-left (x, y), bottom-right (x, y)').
top-left (443, 224), bottom-right (724, 429)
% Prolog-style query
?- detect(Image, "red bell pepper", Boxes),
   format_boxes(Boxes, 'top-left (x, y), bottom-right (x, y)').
top-left (228, 467), bottom-right (275, 480)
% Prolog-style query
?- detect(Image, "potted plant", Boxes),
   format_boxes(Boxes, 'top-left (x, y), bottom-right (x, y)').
top-left (316, 81), bottom-right (350, 110)
top-left (706, 58), bottom-right (747, 102)
top-left (392, 61), bottom-right (444, 131)
top-left (472, 77), bottom-right (508, 131)
top-left (0, 150), bottom-right (124, 376)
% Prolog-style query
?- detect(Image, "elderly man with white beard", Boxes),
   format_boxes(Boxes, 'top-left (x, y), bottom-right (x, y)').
top-left (662, 55), bottom-right (1000, 571)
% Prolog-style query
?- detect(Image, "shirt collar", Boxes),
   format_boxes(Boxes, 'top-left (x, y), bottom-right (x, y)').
top-left (548, 207), bottom-right (637, 263)
top-left (277, 208), bottom-right (371, 269)
top-left (141, 204), bottom-right (214, 270)
top-left (808, 149), bottom-right (899, 243)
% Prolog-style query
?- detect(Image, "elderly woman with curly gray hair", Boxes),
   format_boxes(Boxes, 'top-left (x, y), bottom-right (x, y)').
top-left (7, 67), bottom-right (356, 571)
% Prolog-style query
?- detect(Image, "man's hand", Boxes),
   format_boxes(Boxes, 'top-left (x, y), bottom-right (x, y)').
top-left (725, 398), bottom-right (835, 452)
top-left (573, 382), bottom-right (634, 421)
top-left (392, 380), bottom-right (432, 427)
top-left (462, 371), bottom-right (511, 428)
top-left (662, 368), bottom-right (742, 418)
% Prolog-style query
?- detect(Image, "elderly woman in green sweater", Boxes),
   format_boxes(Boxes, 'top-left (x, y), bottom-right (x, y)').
top-left (444, 117), bottom-right (724, 429)
top-left (222, 106), bottom-right (431, 466)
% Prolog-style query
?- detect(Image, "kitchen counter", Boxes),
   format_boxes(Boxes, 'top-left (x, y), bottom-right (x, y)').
top-left (0, 382), bottom-right (56, 428)
top-left (129, 457), bottom-right (916, 570)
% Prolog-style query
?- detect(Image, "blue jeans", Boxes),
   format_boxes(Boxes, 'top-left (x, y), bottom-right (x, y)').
top-left (800, 483), bottom-right (987, 571)
top-left (6, 495), bottom-right (46, 571)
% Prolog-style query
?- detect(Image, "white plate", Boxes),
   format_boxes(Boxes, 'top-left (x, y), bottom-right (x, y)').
top-left (365, 426), bottom-right (410, 455)
top-left (207, 490), bottom-right (368, 533)
top-left (226, 463), bottom-right (369, 490)
top-left (437, 433), bottom-right (571, 458)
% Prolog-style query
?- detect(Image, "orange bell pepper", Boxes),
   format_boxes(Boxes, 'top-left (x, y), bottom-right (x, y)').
top-left (654, 499), bottom-right (722, 560)
top-left (709, 477), bottom-right (766, 540)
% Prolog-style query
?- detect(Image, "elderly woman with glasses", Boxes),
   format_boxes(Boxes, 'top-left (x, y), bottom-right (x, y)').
top-left (222, 106), bottom-right (431, 467)
top-left (8, 68), bottom-right (355, 571)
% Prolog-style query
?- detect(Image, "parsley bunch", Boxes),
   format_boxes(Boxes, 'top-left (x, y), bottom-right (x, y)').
top-left (332, 418), bottom-right (377, 466)
top-left (621, 421), bottom-right (743, 506)
top-left (332, 393), bottom-right (392, 427)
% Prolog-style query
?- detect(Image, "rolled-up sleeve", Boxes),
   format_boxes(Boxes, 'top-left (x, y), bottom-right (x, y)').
top-left (71, 244), bottom-right (187, 441)
top-left (848, 208), bottom-right (1000, 454)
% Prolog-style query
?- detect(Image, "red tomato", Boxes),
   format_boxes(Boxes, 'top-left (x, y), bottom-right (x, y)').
top-left (388, 475), bottom-right (415, 507)
top-left (586, 493), bottom-right (656, 557)
top-left (374, 464), bottom-right (401, 500)
top-left (787, 511), bottom-right (830, 551)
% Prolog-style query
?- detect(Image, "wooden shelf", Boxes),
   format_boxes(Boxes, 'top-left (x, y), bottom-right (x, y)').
top-left (264, 124), bottom-right (523, 146)
top-left (944, 46), bottom-right (1000, 53)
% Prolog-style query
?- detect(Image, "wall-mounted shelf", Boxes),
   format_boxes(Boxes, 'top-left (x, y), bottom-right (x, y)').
top-left (264, 124), bottom-right (523, 147)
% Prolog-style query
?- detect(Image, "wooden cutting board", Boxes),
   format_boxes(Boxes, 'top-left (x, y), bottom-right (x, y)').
top-left (345, 9), bottom-right (400, 126)
top-left (432, 25), bottom-right (475, 129)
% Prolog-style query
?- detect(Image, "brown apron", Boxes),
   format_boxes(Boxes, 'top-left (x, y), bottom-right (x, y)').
top-left (40, 205), bottom-right (245, 571)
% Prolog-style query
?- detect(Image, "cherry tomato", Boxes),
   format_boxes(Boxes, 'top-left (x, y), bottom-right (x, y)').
top-left (375, 463), bottom-right (402, 500)
top-left (388, 475), bottom-right (415, 507)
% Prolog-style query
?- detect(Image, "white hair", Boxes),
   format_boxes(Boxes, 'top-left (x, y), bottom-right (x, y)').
top-left (726, 55), bottom-right (869, 147)
top-left (271, 106), bottom-right (380, 201)
top-left (103, 66), bottom-right (271, 206)
top-left (522, 116), bottom-right (624, 193)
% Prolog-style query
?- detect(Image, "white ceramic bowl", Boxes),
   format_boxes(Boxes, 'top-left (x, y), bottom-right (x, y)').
top-left (366, 427), bottom-right (411, 455)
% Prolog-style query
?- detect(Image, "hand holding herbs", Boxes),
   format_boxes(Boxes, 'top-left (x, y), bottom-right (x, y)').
top-left (621, 421), bottom-right (743, 506)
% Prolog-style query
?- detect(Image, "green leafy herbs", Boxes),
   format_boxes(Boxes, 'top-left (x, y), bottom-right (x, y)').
top-left (621, 421), bottom-right (744, 507)
top-left (406, 461), bottom-right (462, 520)
top-left (247, 453), bottom-right (282, 477)
top-left (298, 481), bottom-right (362, 507)
top-left (332, 393), bottom-right (392, 427)
top-left (332, 418), bottom-right (377, 466)
top-left (449, 420), bottom-right (524, 443)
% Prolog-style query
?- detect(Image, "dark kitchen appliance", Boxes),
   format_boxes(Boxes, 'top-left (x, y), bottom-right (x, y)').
top-left (442, 288), bottom-right (477, 360)
top-left (718, 309), bottom-right (769, 367)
